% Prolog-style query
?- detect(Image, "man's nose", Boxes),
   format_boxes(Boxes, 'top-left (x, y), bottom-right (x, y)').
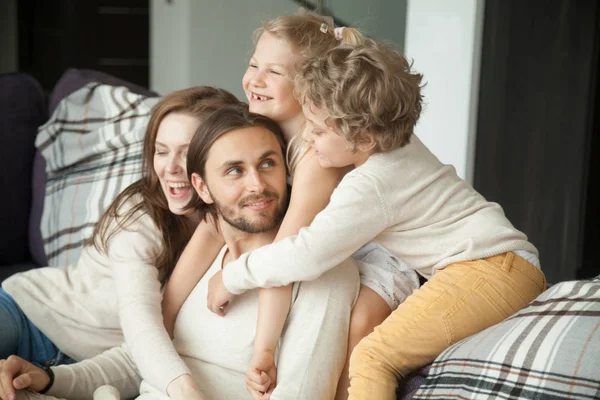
top-left (246, 170), bottom-right (267, 192)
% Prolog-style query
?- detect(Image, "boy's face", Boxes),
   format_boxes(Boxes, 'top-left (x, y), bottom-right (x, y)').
top-left (242, 33), bottom-right (302, 124)
top-left (301, 103), bottom-right (373, 168)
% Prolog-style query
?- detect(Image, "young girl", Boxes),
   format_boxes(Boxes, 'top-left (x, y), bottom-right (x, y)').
top-left (0, 87), bottom-right (240, 400)
top-left (161, 13), bottom-right (418, 399)
top-left (212, 38), bottom-right (547, 400)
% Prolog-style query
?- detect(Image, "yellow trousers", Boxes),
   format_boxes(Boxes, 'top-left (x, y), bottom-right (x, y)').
top-left (347, 252), bottom-right (546, 400)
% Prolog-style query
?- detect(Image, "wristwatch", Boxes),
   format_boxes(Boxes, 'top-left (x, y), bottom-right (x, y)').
top-left (39, 364), bottom-right (55, 394)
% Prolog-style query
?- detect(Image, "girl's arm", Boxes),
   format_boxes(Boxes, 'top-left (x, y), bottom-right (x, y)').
top-left (108, 210), bottom-right (219, 399)
top-left (162, 217), bottom-right (224, 338)
top-left (248, 152), bottom-right (346, 394)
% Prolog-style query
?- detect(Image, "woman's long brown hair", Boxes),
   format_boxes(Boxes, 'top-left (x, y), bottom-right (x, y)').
top-left (90, 86), bottom-right (240, 286)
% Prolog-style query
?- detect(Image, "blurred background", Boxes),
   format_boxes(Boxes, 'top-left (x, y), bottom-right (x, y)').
top-left (1, 0), bottom-right (598, 284)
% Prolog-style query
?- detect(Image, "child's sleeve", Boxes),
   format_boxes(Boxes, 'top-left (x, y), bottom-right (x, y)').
top-left (222, 175), bottom-right (390, 294)
top-left (107, 212), bottom-right (190, 393)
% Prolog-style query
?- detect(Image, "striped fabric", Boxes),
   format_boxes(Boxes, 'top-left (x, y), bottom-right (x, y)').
top-left (36, 83), bottom-right (159, 266)
top-left (414, 275), bottom-right (600, 400)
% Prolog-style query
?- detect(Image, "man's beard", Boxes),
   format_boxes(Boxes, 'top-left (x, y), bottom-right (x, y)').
top-left (211, 189), bottom-right (288, 234)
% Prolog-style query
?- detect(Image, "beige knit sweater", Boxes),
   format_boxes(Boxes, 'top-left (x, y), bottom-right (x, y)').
top-left (223, 134), bottom-right (538, 294)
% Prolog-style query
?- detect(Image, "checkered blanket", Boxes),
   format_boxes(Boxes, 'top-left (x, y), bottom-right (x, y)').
top-left (37, 83), bottom-right (159, 266)
top-left (414, 275), bottom-right (600, 399)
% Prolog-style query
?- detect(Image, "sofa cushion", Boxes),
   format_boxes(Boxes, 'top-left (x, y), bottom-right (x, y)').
top-left (48, 68), bottom-right (158, 115)
top-left (37, 83), bottom-right (159, 266)
top-left (0, 73), bottom-right (47, 265)
top-left (28, 69), bottom-right (159, 267)
top-left (29, 151), bottom-right (48, 266)
top-left (397, 365), bottom-right (431, 400)
top-left (413, 275), bottom-right (600, 399)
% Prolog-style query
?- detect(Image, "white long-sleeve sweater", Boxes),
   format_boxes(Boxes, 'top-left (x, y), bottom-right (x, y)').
top-left (45, 247), bottom-right (358, 400)
top-left (2, 195), bottom-right (190, 393)
top-left (222, 134), bottom-right (538, 294)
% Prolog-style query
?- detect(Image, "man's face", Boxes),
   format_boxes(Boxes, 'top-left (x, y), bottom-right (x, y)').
top-left (193, 126), bottom-right (288, 234)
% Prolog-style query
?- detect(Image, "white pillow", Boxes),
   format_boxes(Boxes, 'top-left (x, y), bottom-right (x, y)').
top-left (414, 275), bottom-right (600, 399)
top-left (37, 83), bottom-right (159, 266)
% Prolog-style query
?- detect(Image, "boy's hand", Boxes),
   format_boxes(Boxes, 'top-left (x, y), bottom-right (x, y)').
top-left (0, 356), bottom-right (50, 400)
top-left (207, 270), bottom-right (235, 316)
top-left (246, 350), bottom-right (277, 400)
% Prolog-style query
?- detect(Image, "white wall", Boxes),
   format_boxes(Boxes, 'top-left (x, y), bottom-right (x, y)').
top-left (325, 0), bottom-right (407, 49)
top-left (0, 0), bottom-right (18, 73)
top-left (404, 0), bottom-right (485, 182)
top-left (151, 0), bottom-right (300, 98)
top-left (150, 0), bottom-right (193, 94)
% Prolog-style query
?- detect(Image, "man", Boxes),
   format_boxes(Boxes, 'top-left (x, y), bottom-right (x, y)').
top-left (0, 105), bottom-right (359, 400)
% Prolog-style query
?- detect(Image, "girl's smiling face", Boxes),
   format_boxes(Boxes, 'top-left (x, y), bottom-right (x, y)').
top-left (242, 32), bottom-right (302, 124)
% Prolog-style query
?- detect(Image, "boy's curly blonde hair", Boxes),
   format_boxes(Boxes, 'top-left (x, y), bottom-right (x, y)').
top-left (295, 39), bottom-right (424, 152)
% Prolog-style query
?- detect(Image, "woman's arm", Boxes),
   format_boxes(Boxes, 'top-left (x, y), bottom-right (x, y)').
top-left (49, 344), bottom-right (142, 400)
top-left (107, 211), bottom-right (215, 398)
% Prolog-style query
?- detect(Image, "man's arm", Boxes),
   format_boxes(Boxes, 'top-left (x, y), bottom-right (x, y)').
top-left (222, 175), bottom-right (390, 294)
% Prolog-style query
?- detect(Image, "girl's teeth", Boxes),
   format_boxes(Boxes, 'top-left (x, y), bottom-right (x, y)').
top-left (169, 182), bottom-right (189, 188)
top-left (253, 93), bottom-right (269, 101)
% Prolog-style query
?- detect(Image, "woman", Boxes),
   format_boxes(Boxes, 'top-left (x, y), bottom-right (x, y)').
top-left (0, 86), bottom-right (240, 399)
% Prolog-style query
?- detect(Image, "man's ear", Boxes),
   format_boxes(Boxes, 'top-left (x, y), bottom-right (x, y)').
top-left (357, 133), bottom-right (377, 153)
top-left (191, 173), bottom-right (214, 204)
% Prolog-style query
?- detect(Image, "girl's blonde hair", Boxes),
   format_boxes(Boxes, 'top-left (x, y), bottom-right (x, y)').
top-left (254, 12), bottom-right (365, 73)
top-left (254, 12), bottom-right (365, 171)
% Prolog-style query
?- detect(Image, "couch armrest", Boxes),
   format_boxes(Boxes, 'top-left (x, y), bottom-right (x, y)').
top-left (0, 72), bottom-right (47, 266)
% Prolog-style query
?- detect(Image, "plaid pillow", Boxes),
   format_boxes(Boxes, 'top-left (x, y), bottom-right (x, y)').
top-left (37, 83), bottom-right (159, 266)
top-left (414, 275), bottom-right (600, 400)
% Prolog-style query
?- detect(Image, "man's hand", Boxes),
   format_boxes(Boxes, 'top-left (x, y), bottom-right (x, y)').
top-left (0, 356), bottom-right (50, 400)
top-left (207, 270), bottom-right (235, 316)
top-left (245, 350), bottom-right (277, 400)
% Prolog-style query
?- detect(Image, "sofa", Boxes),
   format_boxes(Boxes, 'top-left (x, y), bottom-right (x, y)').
top-left (1, 70), bottom-right (598, 400)
top-left (0, 69), bottom-right (156, 282)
